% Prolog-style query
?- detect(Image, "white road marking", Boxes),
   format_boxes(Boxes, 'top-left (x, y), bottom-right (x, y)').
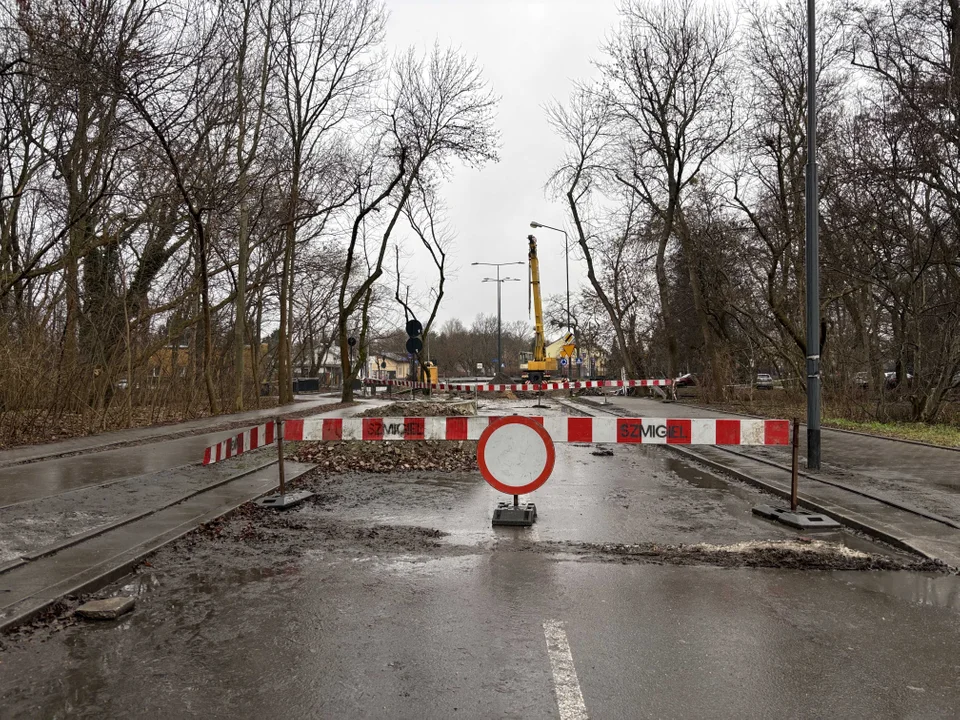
top-left (543, 619), bottom-right (589, 720)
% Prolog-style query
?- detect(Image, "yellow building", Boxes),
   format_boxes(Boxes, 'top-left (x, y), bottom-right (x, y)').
top-left (371, 353), bottom-right (412, 380)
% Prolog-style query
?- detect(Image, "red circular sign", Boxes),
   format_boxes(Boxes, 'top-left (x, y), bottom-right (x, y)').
top-left (477, 416), bottom-right (556, 495)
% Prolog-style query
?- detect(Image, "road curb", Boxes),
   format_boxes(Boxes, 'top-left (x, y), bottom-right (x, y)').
top-left (0, 464), bottom-right (315, 634)
top-left (9, 456), bottom-right (280, 568)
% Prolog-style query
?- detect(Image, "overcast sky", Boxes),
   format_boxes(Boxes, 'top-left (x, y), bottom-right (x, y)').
top-left (384, 0), bottom-right (620, 331)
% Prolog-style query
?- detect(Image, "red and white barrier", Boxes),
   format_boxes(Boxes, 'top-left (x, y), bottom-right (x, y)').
top-left (293, 416), bottom-right (788, 444)
top-left (363, 378), bottom-right (672, 392)
top-left (202, 421), bottom-right (276, 465)
top-left (202, 415), bottom-right (790, 464)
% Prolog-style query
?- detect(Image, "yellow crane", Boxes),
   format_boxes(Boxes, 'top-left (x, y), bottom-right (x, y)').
top-left (525, 234), bottom-right (573, 383)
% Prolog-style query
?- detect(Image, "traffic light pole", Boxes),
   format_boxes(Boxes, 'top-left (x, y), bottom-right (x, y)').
top-left (496, 265), bottom-right (502, 377)
top-left (805, 0), bottom-right (821, 469)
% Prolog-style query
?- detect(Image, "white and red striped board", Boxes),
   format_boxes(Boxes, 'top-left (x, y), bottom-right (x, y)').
top-left (202, 416), bottom-right (790, 465)
top-left (202, 421), bottom-right (276, 465)
top-left (289, 416), bottom-right (789, 445)
top-left (364, 378), bottom-right (672, 392)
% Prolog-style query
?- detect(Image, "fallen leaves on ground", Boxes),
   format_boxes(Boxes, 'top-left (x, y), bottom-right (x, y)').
top-left (0, 400), bottom-right (353, 452)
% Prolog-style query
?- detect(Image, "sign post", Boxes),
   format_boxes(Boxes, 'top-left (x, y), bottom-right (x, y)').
top-left (478, 417), bottom-right (555, 526)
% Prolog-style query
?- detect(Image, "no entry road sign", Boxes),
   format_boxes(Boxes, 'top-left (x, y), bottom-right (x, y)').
top-left (477, 416), bottom-right (556, 495)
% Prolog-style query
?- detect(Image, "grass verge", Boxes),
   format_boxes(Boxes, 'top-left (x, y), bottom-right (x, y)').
top-left (823, 418), bottom-right (960, 448)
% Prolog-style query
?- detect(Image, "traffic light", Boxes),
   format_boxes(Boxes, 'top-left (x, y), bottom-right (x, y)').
top-left (405, 318), bottom-right (423, 355)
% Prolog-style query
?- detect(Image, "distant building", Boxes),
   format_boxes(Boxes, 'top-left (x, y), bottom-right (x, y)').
top-left (371, 352), bottom-right (411, 381)
top-left (145, 343), bottom-right (267, 386)
top-left (146, 344), bottom-right (191, 385)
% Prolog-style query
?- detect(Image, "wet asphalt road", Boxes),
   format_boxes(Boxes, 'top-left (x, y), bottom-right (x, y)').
top-left (2, 399), bottom-right (960, 718)
top-left (593, 395), bottom-right (960, 521)
top-left (3, 542), bottom-right (960, 718)
top-left (0, 397), bottom-right (342, 508)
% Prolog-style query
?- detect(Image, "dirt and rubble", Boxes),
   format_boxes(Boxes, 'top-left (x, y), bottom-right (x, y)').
top-left (532, 538), bottom-right (952, 573)
top-left (4, 454), bottom-right (953, 648)
top-left (4, 400), bottom-right (954, 650)
top-left (291, 440), bottom-right (477, 474)
top-left (358, 399), bottom-right (476, 417)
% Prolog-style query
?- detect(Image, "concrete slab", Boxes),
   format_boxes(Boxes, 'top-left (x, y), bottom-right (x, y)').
top-left (753, 504), bottom-right (840, 530)
top-left (492, 501), bottom-right (537, 526)
top-left (76, 596), bottom-right (135, 620)
top-left (255, 490), bottom-right (314, 509)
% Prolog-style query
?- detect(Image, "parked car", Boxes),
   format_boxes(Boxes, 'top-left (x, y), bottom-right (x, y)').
top-left (853, 371), bottom-right (869, 389)
top-left (674, 373), bottom-right (697, 387)
top-left (884, 371), bottom-right (913, 389)
top-left (755, 373), bottom-right (774, 390)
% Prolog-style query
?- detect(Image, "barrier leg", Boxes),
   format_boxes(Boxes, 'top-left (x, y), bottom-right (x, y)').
top-left (255, 417), bottom-right (313, 510)
top-left (277, 418), bottom-right (285, 496)
top-left (791, 417), bottom-right (800, 512)
top-left (751, 418), bottom-right (838, 529)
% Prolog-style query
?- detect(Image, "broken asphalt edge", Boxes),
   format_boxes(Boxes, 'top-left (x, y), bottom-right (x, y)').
top-left (0, 463), bottom-right (315, 635)
top-left (557, 398), bottom-right (939, 564)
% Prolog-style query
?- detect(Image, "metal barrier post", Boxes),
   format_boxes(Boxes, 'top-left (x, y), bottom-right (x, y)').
top-left (277, 417), bottom-right (285, 497)
top-left (791, 418), bottom-right (800, 512)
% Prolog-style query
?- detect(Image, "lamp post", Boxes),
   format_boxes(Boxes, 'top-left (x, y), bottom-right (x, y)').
top-left (805, 0), bottom-right (821, 469)
top-left (472, 261), bottom-right (523, 377)
top-left (530, 221), bottom-right (572, 376)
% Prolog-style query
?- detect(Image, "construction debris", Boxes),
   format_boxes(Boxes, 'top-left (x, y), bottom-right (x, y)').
top-left (359, 400), bottom-right (476, 417)
top-left (76, 597), bottom-right (135, 620)
top-left (292, 440), bottom-right (477, 474)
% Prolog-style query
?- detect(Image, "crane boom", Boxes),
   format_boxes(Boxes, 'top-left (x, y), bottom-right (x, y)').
top-left (525, 234), bottom-right (557, 382)
top-left (528, 234), bottom-right (546, 362)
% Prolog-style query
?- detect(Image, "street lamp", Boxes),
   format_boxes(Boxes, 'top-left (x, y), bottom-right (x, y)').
top-left (530, 221), bottom-right (572, 376)
top-left (472, 261), bottom-right (523, 377)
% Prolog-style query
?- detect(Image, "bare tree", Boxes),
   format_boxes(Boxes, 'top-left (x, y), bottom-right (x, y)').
top-left (336, 44), bottom-right (499, 402)
top-left (271, 0), bottom-right (385, 404)
top-left (226, 0), bottom-right (276, 410)
top-left (729, 0), bottom-right (847, 384)
top-left (601, 0), bottom-right (738, 384)
top-left (546, 86), bottom-right (644, 375)
top-left (394, 176), bottom-right (450, 376)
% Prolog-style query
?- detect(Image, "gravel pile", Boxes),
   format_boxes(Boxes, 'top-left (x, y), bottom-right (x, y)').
top-left (292, 439), bottom-right (477, 474)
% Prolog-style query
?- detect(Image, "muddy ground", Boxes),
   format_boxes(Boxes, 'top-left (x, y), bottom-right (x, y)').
top-left (3, 441), bottom-right (949, 650)
top-left (3, 399), bottom-right (960, 719)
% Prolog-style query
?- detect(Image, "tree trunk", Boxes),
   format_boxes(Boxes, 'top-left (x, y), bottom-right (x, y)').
top-left (339, 316), bottom-right (353, 403)
top-left (677, 212), bottom-right (721, 391)
top-left (278, 180), bottom-right (298, 405)
top-left (233, 203), bottom-right (248, 411)
top-left (566, 188), bottom-right (637, 378)
top-left (654, 224), bottom-right (678, 380)
top-left (194, 215), bottom-right (219, 414)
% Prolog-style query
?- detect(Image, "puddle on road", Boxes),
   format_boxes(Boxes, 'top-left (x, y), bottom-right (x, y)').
top-left (837, 571), bottom-right (960, 611)
top-left (666, 457), bottom-right (730, 491)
